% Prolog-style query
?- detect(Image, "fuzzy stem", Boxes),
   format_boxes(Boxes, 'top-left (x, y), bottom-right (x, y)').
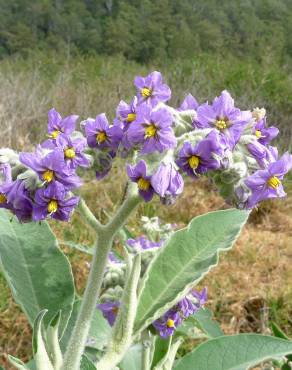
top-left (77, 198), bottom-right (103, 231)
top-left (62, 185), bottom-right (141, 370)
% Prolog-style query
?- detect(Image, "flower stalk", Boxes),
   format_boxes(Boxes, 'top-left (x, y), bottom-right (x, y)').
top-left (62, 184), bottom-right (140, 370)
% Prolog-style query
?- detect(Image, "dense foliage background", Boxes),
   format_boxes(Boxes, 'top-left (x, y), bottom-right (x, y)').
top-left (1, 0), bottom-right (292, 64)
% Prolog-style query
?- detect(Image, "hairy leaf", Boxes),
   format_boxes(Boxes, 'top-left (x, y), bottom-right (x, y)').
top-left (173, 334), bottom-right (292, 370)
top-left (134, 209), bottom-right (249, 333)
top-left (0, 209), bottom-right (75, 336)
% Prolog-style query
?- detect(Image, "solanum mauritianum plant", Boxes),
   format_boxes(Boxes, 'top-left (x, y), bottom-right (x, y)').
top-left (0, 71), bottom-right (292, 370)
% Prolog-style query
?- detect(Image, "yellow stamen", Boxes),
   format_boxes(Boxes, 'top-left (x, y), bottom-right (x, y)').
top-left (215, 119), bottom-right (227, 130)
top-left (255, 130), bottom-right (262, 139)
top-left (96, 131), bottom-right (107, 144)
top-left (64, 147), bottom-right (76, 159)
top-left (50, 130), bottom-right (60, 139)
top-left (145, 124), bottom-right (157, 138)
top-left (267, 176), bottom-right (281, 189)
top-left (141, 87), bottom-right (152, 98)
top-left (0, 193), bottom-right (7, 203)
top-left (47, 200), bottom-right (58, 213)
top-left (166, 319), bottom-right (175, 328)
top-left (137, 178), bottom-right (150, 191)
top-left (126, 113), bottom-right (136, 123)
top-left (188, 155), bottom-right (200, 169)
top-left (112, 306), bottom-right (119, 314)
top-left (42, 170), bottom-right (54, 183)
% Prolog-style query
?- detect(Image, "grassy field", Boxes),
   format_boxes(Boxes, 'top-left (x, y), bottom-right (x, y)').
top-left (0, 54), bottom-right (292, 368)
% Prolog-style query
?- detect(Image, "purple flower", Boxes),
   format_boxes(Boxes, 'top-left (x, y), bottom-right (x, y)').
top-left (33, 182), bottom-right (79, 221)
top-left (253, 118), bottom-right (279, 146)
top-left (245, 152), bottom-right (292, 208)
top-left (134, 71), bottom-right (171, 106)
top-left (55, 134), bottom-right (90, 169)
top-left (127, 236), bottom-right (162, 250)
top-left (195, 90), bottom-right (252, 148)
top-left (178, 94), bottom-right (199, 111)
top-left (151, 162), bottom-right (184, 199)
top-left (0, 164), bottom-right (33, 222)
top-left (153, 310), bottom-right (182, 338)
top-left (191, 287), bottom-right (208, 309)
top-left (127, 160), bottom-right (154, 202)
top-left (115, 97), bottom-right (138, 130)
top-left (127, 105), bottom-right (176, 154)
top-left (95, 151), bottom-right (116, 180)
top-left (97, 301), bottom-right (120, 326)
top-left (20, 147), bottom-right (82, 190)
top-left (176, 131), bottom-right (225, 177)
top-left (84, 114), bottom-right (123, 150)
top-left (42, 108), bottom-right (79, 148)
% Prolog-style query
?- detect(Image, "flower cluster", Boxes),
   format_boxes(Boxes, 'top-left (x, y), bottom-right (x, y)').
top-left (98, 284), bottom-right (207, 339)
top-left (0, 110), bottom-right (90, 222)
top-left (1, 70), bottom-right (291, 223)
top-left (81, 70), bottom-right (292, 209)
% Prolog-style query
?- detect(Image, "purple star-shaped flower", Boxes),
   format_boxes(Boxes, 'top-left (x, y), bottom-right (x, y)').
top-left (84, 113), bottom-right (123, 151)
top-left (127, 160), bottom-right (154, 202)
top-left (195, 90), bottom-right (252, 148)
top-left (245, 152), bottom-right (292, 208)
top-left (0, 164), bottom-right (33, 222)
top-left (178, 93), bottom-right (199, 111)
top-left (134, 71), bottom-right (171, 106)
top-left (253, 117), bottom-right (279, 146)
top-left (97, 301), bottom-right (120, 326)
top-left (127, 236), bottom-right (162, 250)
top-left (20, 147), bottom-right (82, 190)
top-left (42, 108), bottom-right (79, 148)
top-left (126, 105), bottom-right (176, 154)
top-left (176, 131), bottom-right (225, 177)
top-left (114, 97), bottom-right (138, 130)
top-left (33, 182), bottom-right (79, 221)
top-left (153, 310), bottom-right (182, 338)
top-left (55, 134), bottom-right (90, 170)
top-left (151, 162), bottom-right (184, 198)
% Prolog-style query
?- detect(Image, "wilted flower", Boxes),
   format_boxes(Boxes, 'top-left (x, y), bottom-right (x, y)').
top-left (134, 71), bottom-right (171, 106)
top-left (151, 162), bottom-right (184, 199)
top-left (33, 182), bottom-right (79, 221)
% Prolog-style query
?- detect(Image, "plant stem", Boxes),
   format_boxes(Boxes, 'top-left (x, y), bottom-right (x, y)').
top-left (62, 185), bottom-right (140, 370)
top-left (77, 198), bottom-right (103, 232)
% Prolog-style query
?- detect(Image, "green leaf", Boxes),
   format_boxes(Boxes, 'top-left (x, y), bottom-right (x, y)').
top-left (119, 344), bottom-right (142, 370)
top-left (192, 308), bottom-right (223, 338)
top-left (0, 209), bottom-right (75, 336)
top-left (60, 299), bottom-right (111, 351)
top-left (7, 356), bottom-right (28, 370)
top-left (60, 240), bottom-right (94, 255)
top-left (271, 322), bottom-right (290, 340)
top-left (80, 355), bottom-right (96, 370)
top-left (173, 334), bottom-right (292, 370)
top-left (32, 310), bottom-right (54, 370)
top-left (151, 337), bottom-right (171, 368)
top-left (134, 209), bottom-right (249, 333)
